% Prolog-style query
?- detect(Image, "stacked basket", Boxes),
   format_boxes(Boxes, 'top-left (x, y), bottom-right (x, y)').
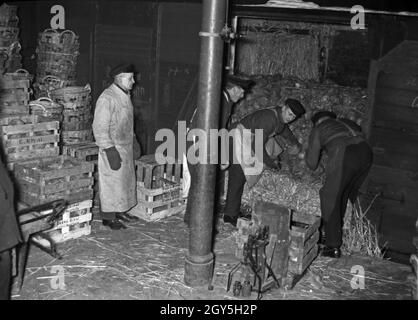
top-left (0, 3), bottom-right (22, 73)
top-left (49, 84), bottom-right (93, 145)
top-left (33, 29), bottom-right (78, 98)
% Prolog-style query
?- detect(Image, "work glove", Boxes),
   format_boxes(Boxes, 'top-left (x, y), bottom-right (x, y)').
top-left (133, 137), bottom-right (142, 160)
top-left (104, 146), bottom-right (122, 171)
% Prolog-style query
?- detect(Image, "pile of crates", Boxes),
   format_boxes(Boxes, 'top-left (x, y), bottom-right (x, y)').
top-left (50, 85), bottom-right (93, 146)
top-left (131, 154), bottom-right (186, 221)
top-left (235, 201), bottom-right (321, 290)
top-left (62, 142), bottom-right (99, 212)
top-left (0, 3), bottom-right (22, 74)
top-left (33, 29), bottom-right (79, 98)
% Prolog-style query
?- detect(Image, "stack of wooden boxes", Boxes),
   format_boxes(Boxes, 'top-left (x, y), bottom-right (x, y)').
top-left (63, 142), bottom-right (99, 213)
top-left (130, 154), bottom-right (186, 221)
top-left (235, 201), bottom-right (321, 290)
top-left (13, 156), bottom-right (95, 242)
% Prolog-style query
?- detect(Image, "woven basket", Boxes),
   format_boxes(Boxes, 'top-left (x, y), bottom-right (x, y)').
top-left (0, 4), bottom-right (17, 17)
top-left (33, 75), bottom-right (76, 99)
top-left (37, 29), bottom-right (79, 54)
top-left (36, 50), bottom-right (78, 64)
top-left (3, 68), bottom-right (33, 82)
top-left (0, 26), bottom-right (19, 47)
top-left (50, 85), bottom-right (91, 110)
top-left (29, 97), bottom-right (63, 122)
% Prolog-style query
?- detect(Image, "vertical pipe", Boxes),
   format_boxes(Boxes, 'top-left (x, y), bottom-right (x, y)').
top-left (184, 0), bottom-right (226, 287)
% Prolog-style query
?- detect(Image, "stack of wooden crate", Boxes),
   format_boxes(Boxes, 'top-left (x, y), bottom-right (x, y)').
top-left (130, 154), bottom-right (186, 221)
top-left (0, 115), bottom-right (60, 171)
top-left (50, 85), bottom-right (93, 146)
top-left (235, 201), bottom-right (321, 290)
top-left (0, 69), bottom-right (32, 116)
top-left (62, 142), bottom-right (99, 213)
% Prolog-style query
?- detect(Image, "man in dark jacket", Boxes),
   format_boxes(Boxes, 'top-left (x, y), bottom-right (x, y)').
top-left (0, 157), bottom-right (22, 300)
top-left (305, 111), bottom-right (373, 258)
top-left (223, 99), bottom-right (306, 227)
top-left (183, 75), bottom-right (254, 224)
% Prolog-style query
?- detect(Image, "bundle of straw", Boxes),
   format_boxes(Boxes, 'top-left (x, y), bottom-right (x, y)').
top-left (341, 196), bottom-right (384, 258)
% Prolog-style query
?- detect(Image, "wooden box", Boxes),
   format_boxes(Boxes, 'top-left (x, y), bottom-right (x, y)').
top-left (14, 156), bottom-right (94, 206)
top-left (130, 179), bottom-right (186, 222)
top-left (46, 222), bottom-right (91, 243)
top-left (288, 211), bottom-right (321, 275)
top-left (50, 200), bottom-right (92, 230)
top-left (0, 115), bottom-right (60, 162)
top-left (62, 129), bottom-right (93, 145)
top-left (136, 154), bottom-right (182, 189)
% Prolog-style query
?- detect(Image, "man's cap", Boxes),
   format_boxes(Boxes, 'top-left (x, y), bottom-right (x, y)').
top-left (225, 74), bottom-right (254, 91)
top-left (285, 98), bottom-right (306, 118)
top-left (311, 110), bottom-right (337, 125)
top-left (109, 63), bottom-right (135, 78)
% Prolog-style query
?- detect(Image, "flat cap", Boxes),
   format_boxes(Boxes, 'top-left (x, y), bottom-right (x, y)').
top-left (109, 63), bottom-right (135, 78)
top-left (225, 74), bottom-right (254, 91)
top-left (285, 98), bottom-right (306, 118)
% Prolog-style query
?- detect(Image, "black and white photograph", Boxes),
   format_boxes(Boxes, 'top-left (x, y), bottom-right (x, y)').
top-left (0, 0), bottom-right (417, 304)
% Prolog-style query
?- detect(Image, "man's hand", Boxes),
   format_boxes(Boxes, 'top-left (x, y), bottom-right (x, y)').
top-left (104, 146), bottom-right (122, 170)
top-left (133, 138), bottom-right (142, 160)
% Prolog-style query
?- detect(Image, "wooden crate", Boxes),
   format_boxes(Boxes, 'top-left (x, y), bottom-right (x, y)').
top-left (46, 221), bottom-right (91, 243)
top-left (287, 211), bottom-right (321, 275)
top-left (136, 154), bottom-right (182, 189)
top-left (62, 129), bottom-right (93, 145)
top-left (62, 142), bottom-right (98, 163)
top-left (14, 156), bottom-right (94, 206)
top-left (0, 115), bottom-right (60, 162)
top-left (50, 200), bottom-right (92, 230)
top-left (130, 198), bottom-right (186, 222)
top-left (130, 179), bottom-right (186, 222)
top-left (62, 142), bottom-right (99, 206)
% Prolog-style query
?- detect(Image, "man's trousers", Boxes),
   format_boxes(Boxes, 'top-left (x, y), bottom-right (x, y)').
top-left (320, 141), bottom-right (373, 248)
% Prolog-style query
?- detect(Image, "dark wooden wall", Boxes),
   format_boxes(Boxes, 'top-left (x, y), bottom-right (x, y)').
top-left (366, 41), bottom-right (418, 262)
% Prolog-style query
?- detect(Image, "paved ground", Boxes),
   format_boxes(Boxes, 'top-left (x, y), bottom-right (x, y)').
top-left (11, 215), bottom-right (414, 300)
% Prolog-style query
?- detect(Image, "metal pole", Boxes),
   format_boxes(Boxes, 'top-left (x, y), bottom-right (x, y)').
top-left (184, 0), bottom-right (226, 287)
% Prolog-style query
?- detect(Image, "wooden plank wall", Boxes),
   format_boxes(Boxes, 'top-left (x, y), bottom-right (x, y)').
top-left (367, 41), bottom-right (418, 259)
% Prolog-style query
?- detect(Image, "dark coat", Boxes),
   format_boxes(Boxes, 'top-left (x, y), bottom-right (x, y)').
top-left (306, 118), bottom-right (366, 171)
top-left (0, 158), bottom-right (22, 253)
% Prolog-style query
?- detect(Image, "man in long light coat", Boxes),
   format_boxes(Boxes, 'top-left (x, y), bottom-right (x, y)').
top-left (93, 64), bottom-right (142, 230)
